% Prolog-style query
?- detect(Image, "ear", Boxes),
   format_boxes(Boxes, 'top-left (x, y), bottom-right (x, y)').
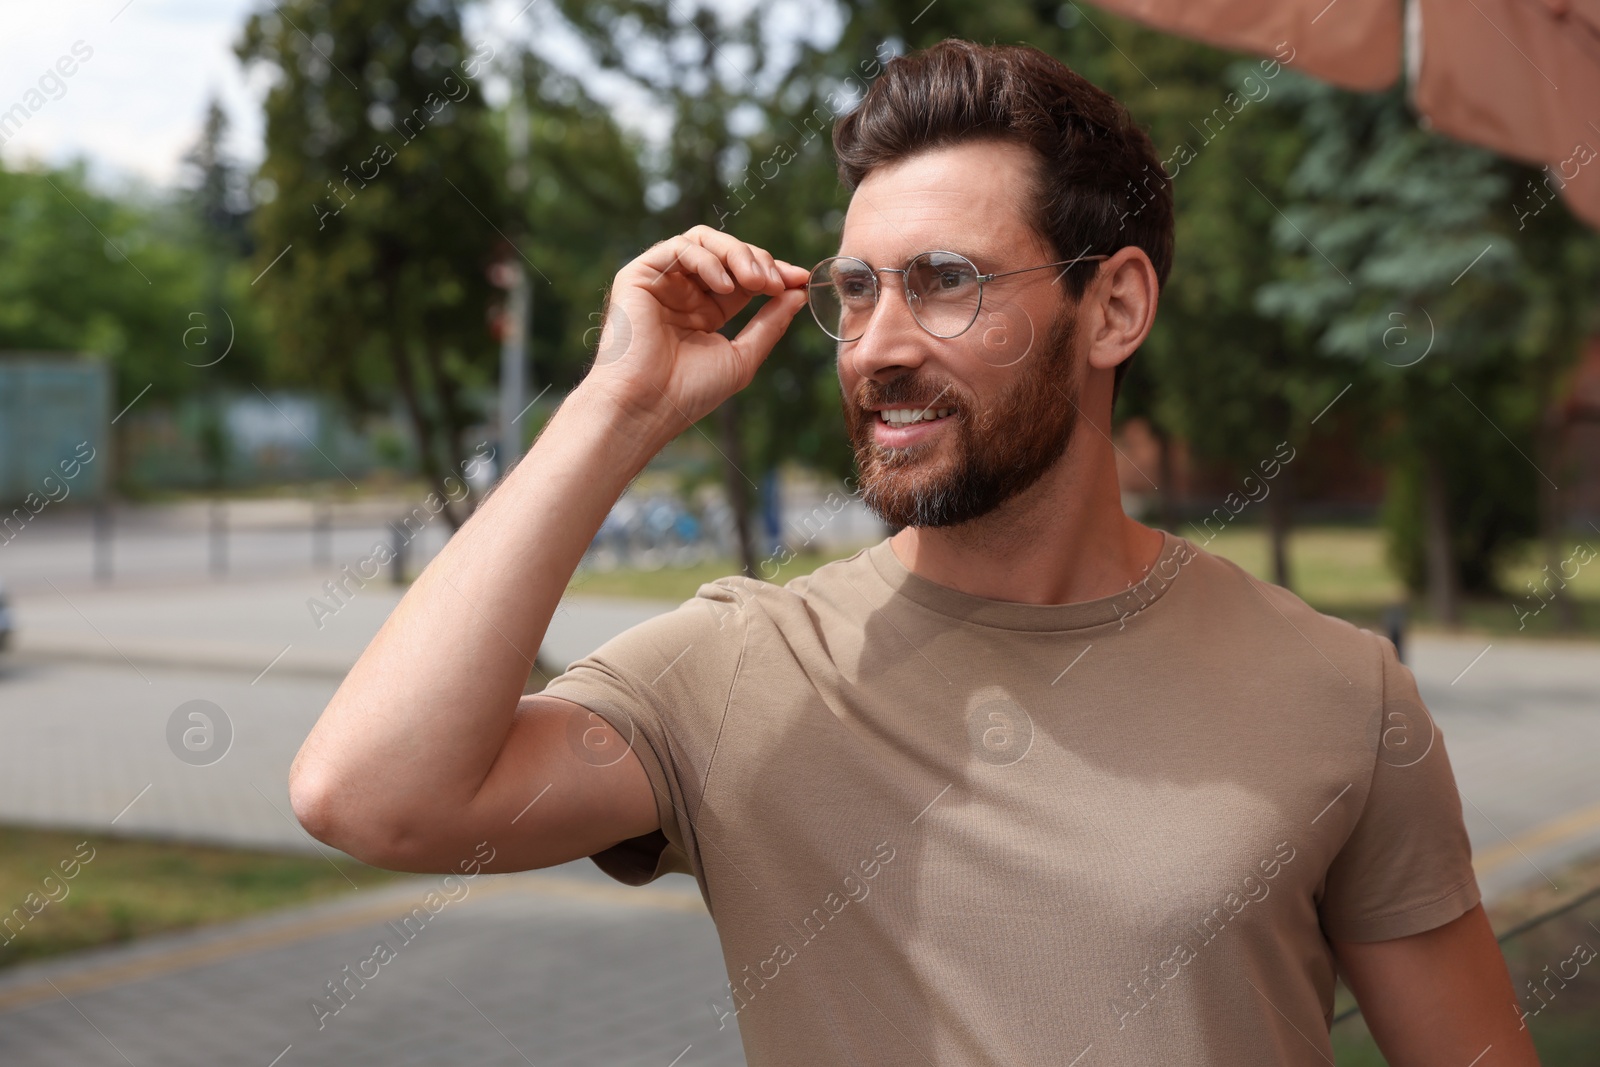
top-left (1082, 246), bottom-right (1159, 374)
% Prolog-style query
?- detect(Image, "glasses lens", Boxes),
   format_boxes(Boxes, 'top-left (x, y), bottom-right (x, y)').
top-left (906, 252), bottom-right (982, 338)
top-left (809, 258), bottom-right (876, 341)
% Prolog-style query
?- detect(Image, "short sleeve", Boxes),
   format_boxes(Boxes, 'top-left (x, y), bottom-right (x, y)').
top-left (1318, 634), bottom-right (1482, 942)
top-left (539, 578), bottom-right (753, 887)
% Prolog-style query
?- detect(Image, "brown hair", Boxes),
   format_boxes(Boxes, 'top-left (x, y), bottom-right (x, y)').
top-left (832, 38), bottom-right (1173, 402)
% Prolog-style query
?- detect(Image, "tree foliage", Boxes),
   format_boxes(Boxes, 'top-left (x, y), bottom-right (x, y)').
top-left (8, 0), bottom-right (1594, 620)
top-left (1255, 79), bottom-right (1600, 614)
top-left (237, 0), bottom-right (512, 525)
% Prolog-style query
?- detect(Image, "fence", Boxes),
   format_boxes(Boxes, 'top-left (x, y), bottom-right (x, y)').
top-left (0, 354), bottom-right (110, 506)
top-left (0, 480), bottom-right (886, 594)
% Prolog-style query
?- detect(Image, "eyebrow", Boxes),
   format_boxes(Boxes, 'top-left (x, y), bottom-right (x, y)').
top-left (834, 246), bottom-right (1002, 269)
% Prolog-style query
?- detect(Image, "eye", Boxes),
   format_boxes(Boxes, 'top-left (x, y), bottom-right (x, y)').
top-left (836, 274), bottom-right (874, 302)
top-left (910, 254), bottom-right (979, 298)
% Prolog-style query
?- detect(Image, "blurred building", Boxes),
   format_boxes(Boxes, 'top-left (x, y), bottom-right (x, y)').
top-left (1114, 339), bottom-right (1600, 528)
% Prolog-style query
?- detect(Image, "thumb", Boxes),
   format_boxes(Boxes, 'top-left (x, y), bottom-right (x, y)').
top-left (729, 287), bottom-right (809, 377)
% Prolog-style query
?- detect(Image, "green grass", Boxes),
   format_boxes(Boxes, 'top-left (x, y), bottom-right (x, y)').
top-left (566, 525), bottom-right (1600, 639)
top-left (0, 825), bottom-right (414, 972)
top-left (1199, 525), bottom-right (1600, 639)
top-left (566, 544), bottom-right (873, 602)
top-left (1198, 525), bottom-right (1407, 609)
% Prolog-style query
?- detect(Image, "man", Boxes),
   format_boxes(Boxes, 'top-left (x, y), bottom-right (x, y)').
top-left (290, 39), bottom-right (1539, 1067)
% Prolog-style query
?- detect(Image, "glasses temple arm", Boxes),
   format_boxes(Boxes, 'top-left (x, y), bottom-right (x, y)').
top-left (980, 254), bottom-right (1111, 282)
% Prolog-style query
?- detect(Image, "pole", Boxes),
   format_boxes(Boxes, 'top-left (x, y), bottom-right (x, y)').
top-left (93, 498), bottom-right (113, 584)
top-left (312, 495), bottom-right (332, 567)
top-left (498, 266), bottom-right (528, 473)
top-left (209, 499), bottom-right (227, 577)
top-left (497, 61), bottom-right (530, 476)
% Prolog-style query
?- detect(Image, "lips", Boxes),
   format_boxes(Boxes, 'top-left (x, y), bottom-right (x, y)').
top-left (871, 408), bottom-right (954, 447)
top-left (877, 405), bottom-right (955, 428)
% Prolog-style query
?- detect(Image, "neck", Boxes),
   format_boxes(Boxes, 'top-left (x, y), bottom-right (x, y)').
top-left (887, 421), bottom-right (1164, 606)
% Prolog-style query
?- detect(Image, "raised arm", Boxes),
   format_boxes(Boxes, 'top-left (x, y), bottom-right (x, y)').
top-left (288, 226), bottom-right (811, 873)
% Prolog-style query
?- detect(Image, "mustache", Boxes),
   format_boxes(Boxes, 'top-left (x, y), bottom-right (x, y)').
top-left (856, 381), bottom-right (957, 414)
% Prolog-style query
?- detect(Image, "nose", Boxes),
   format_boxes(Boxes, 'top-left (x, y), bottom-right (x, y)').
top-left (841, 272), bottom-right (931, 384)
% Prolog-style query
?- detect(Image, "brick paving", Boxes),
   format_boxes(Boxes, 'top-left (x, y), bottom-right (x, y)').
top-left (0, 864), bottom-right (747, 1067)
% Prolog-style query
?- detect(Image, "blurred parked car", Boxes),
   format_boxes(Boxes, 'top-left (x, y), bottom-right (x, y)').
top-left (0, 579), bottom-right (12, 652)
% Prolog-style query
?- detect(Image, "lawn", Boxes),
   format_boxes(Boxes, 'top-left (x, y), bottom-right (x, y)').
top-left (0, 825), bottom-right (413, 972)
top-left (566, 524), bottom-right (1600, 639)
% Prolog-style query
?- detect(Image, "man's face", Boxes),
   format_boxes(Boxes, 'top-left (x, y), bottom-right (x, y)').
top-left (835, 139), bottom-right (1085, 530)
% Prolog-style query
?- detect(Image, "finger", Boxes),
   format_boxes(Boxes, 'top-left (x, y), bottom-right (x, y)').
top-left (653, 267), bottom-right (762, 333)
top-left (645, 241), bottom-right (735, 295)
top-left (773, 260), bottom-right (812, 288)
top-left (746, 246), bottom-right (784, 291)
top-left (666, 240), bottom-right (772, 302)
top-left (728, 289), bottom-right (808, 381)
top-left (684, 226), bottom-right (788, 294)
top-left (723, 243), bottom-right (781, 295)
top-left (637, 236), bottom-right (732, 293)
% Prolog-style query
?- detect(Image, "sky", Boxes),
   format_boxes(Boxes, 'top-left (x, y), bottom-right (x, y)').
top-left (0, 0), bottom-right (831, 195)
top-left (0, 0), bottom-right (267, 190)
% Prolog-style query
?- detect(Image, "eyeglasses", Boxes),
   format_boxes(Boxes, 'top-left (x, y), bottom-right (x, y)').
top-left (805, 249), bottom-right (1110, 342)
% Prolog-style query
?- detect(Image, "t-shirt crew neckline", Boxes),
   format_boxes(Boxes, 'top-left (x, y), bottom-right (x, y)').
top-left (863, 529), bottom-right (1187, 632)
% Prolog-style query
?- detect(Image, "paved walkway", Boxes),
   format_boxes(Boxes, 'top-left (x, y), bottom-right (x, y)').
top-left (0, 862), bottom-right (745, 1067)
top-left (1405, 634), bottom-right (1600, 900)
top-left (0, 575), bottom-right (677, 854)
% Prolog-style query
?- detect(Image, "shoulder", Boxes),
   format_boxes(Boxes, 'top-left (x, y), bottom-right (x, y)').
top-left (694, 544), bottom-right (879, 617)
top-left (1173, 534), bottom-right (1375, 645)
top-left (1166, 534), bottom-right (1392, 705)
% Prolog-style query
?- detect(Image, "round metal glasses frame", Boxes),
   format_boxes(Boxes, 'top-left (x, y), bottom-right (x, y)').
top-left (804, 249), bottom-right (1111, 342)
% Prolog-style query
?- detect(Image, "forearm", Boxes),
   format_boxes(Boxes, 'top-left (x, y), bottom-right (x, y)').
top-left (289, 385), bottom-right (668, 852)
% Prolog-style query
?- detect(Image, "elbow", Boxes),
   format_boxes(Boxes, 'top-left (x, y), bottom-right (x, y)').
top-left (287, 760), bottom-right (348, 850)
top-left (287, 757), bottom-right (438, 871)
top-left (287, 760), bottom-right (391, 868)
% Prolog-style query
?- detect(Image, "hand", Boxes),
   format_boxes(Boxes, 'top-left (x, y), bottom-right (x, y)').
top-left (579, 225), bottom-right (811, 442)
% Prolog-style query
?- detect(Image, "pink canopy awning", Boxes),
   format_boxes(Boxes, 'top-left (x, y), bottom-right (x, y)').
top-left (1412, 0), bottom-right (1600, 228)
top-left (1085, 0), bottom-right (1403, 90)
top-left (1087, 0), bottom-right (1600, 228)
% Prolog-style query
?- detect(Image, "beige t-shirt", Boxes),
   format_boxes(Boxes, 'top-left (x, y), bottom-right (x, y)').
top-left (541, 531), bottom-right (1480, 1065)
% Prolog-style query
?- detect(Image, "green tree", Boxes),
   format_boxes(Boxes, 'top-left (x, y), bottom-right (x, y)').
top-left (179, 98), bottom-right (265, 488)
top-left (0, 161), bottom-right (221, 486)
top-left (508, 51), bottom-right (652, 412)
top-left (182, 98), bottom-right (254, 262)
top-left (544, 0), bottom-right (865, 575)
top-left (237, 0), bottom-right (510, 525)
top-left (1255, 80), bottom-right (1569, 624)
top-left (1486, 162), bottom-right (1600, 629)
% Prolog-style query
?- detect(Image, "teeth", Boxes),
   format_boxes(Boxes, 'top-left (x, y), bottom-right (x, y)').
top-left (880, 407), bottom-right (953, 426)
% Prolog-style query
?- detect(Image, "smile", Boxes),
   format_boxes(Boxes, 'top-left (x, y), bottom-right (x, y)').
top-left (878, 406), bottom-right (954, 428)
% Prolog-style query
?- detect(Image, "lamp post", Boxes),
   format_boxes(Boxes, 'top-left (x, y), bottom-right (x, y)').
top-left (493, 63), bottom-right (532, 478)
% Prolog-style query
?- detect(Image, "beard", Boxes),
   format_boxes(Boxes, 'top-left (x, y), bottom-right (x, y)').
top-left (841, 305), bottom-right (1080, 530)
